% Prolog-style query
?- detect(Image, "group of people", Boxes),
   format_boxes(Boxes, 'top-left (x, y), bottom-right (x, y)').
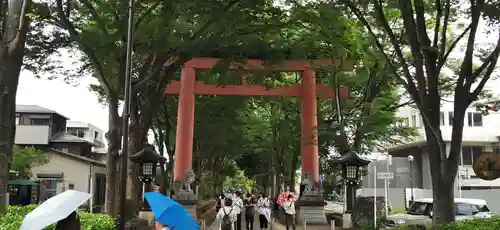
top-left (216, 191), bottom-right (272, 230)
top-left (215, 190), bottom-right (297, 230)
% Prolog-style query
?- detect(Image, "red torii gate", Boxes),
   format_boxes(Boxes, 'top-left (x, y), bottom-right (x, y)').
top-left (165, 58), bottom-right (350, 184)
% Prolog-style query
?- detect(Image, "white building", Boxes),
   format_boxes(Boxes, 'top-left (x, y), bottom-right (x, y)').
top-left (388, 102), bottom-right (500, 190)
top-left (66, 121), bottom-right (107, 154)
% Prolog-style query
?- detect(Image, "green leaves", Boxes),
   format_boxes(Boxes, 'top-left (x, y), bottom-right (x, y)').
top-left (0, 205), bottom-right (116, 230)
top-left (10, 146), bottom-right (49, 180)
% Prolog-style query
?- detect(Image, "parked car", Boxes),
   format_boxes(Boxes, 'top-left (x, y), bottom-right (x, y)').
top-left (386, 198), bottom-right (492, 229)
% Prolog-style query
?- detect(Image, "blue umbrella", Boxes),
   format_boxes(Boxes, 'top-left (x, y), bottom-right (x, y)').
top-left (144, 192), bottom-right (199, 230)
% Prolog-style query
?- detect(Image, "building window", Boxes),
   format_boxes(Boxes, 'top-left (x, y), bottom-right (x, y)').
top-left (68, 184), bottom-right (75, 190)
top-left (461, 146), bottom-right (483, 165)
top-left (94, 131), bottom-right (99, 139)
top-left (15, 116), bottom-right (20, 125)
top-left (456, 203), bottom-right (479, 216)
top-left (448, 112), bottom-right (453, 126)
top-left (30, 118), bottom-right (50, 126)
top-left (467, 112), bottom-right (483, 127)
top-left (411, 115), bottom-right (417, 127)
top-left (440, 112), bottom-right (445, 126)
top-left (67, 128), bottom-right (86, 138)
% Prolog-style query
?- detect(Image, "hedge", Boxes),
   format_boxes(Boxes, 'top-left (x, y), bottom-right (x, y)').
top-left (361, 216), bottom-right (500, 230)
top-left (0, 205), bottom-right (116, 230)
top-left (442, 216), bottom-right (500, 230)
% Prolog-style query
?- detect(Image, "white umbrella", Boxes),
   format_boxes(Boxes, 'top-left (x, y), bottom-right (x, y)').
top-left (20, 190), bottom-right (92, 230)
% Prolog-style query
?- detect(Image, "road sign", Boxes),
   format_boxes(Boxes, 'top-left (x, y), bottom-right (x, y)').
top-left (377, 172), bottom-right (394, 180)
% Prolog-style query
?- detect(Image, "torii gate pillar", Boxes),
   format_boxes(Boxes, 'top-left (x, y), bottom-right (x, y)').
top-left (300, 69), bottom-right (319, 185)
top-left (173, 67), bottom-right (196, 183)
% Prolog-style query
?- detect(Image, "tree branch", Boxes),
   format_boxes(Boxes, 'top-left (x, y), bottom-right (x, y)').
top-left (439, 0), bottom-right (452, 59)
top-left (133, 0), bottom-right (243, 89)
top-left (458, 0), bottom-right (484, 88)
top-left (342, 0), bottom-right (416, 99)
top-left (397, 0), bottom-right (427, 101)
top-left (54, 0), bottom-right (114, 98)
top-left (134, 2), bottom-right (161, 31)
top-left (470, 32), bottom-right (500, 101)
top-left (7, 0), bottom-right (31, 54)
top-left (79, 0), bottom-right (111, 36)
top-left (432, 0), bottom-right (442, 47)
top-left (437, 24), bottom-right (471, 72)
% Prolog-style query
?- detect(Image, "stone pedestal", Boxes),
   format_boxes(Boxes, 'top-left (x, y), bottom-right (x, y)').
top-left (138, 211), bottom-right (155, 225)
top-left (124, 218), bottom-right (150, 230)
top-left (297, 191), bottom-right (326, 225)
top-left (342, 213), bottom-right (352, 228)
top-left (173, 190), bottom-right (197, 219)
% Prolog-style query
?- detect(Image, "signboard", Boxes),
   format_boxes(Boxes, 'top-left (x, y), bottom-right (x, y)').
top-left (377, 172), bottom-right (394, 180)
top-left (396, 167), bottom-right (409, 173)
top-left (458, 166), bottom-right (467, 176)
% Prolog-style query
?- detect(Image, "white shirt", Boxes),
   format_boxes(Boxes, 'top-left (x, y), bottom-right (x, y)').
top-left (232, 197), bottom-right (244, 214)
top-left (257, 197), bottom-right (269, 214)
top-left (216, 206), bottom-right (237, 230)
top-left (283, 201), bottom-right (296, 215)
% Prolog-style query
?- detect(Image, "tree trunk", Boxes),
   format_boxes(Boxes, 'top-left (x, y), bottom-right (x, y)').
top-left (288, 150), bottom-right (299, 190)
top-left (0, 0), bottom-right (32, 214)
top-left (426, 120), bottom-right (456, 226)
top-left (426, 136), bottom-right (456, 226)
top-left (0, 62), bottom-right (22, 214)
top-left (104, 100), bottom-right (121, 215)
top-left (126, 90), bottom-right (165, 216)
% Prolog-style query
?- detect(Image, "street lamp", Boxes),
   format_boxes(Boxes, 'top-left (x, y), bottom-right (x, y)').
top-left (333, 151), bottom-right (371, 213)
top-left (130, 145), bottom-right (166, 211)
top-left (407, 155), bottom-right (414, 207)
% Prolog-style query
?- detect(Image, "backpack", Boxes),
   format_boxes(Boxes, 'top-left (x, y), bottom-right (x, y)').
top-left (221, 208), bottom-right (233, 230)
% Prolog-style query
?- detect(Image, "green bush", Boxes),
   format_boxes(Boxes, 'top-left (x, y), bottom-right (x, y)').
top-left (0, 205), bottom-right (116, 230)
top-left (390, 209), bottom-right (407, 214)
top-left (442, 216), bottom-right (500, 230)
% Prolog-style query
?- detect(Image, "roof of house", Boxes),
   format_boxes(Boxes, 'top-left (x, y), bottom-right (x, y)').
top-left (50, 132), bottom-right (98, 147)
top-left (48, 148), bottom-right (105, 167)
top-left (16, 105), bottom-right (68, 119)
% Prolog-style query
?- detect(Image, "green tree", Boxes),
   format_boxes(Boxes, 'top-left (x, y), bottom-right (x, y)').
top-left (279, 3), bottom-right (416, 189)
top-left (39, 0), bottom-right (287, 216)
top-left (223, 170), bottom-right (256, 193)
top-left (0, 0), bottom-right (69, 214)
top-left (10, 146), bottom-right (48, 180)
top-left (341, 0), bottom-right (500, 225)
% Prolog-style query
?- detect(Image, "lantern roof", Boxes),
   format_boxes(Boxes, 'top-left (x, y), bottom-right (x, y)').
top-left (332, 151), bottom-right (371, 165)
top-left (129, 144), bottom-right (166, 163)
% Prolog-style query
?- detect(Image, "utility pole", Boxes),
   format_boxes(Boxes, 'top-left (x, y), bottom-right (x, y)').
top-left (118, 0), bottom-right (135, 228)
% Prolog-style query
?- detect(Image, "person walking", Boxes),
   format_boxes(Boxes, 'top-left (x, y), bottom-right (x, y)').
top-left (244, 194), bottom-right (256, 230)
top-left (217, 198), bottom-right (238, 230)
top-left (54, 211), bottom-right (81, 230)
top-left (233, 191), bottom-right (244, 230)
top-left (283, 194), bottom-right (296, 230)
top-left (257, 193), bottom-right (270, 230)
